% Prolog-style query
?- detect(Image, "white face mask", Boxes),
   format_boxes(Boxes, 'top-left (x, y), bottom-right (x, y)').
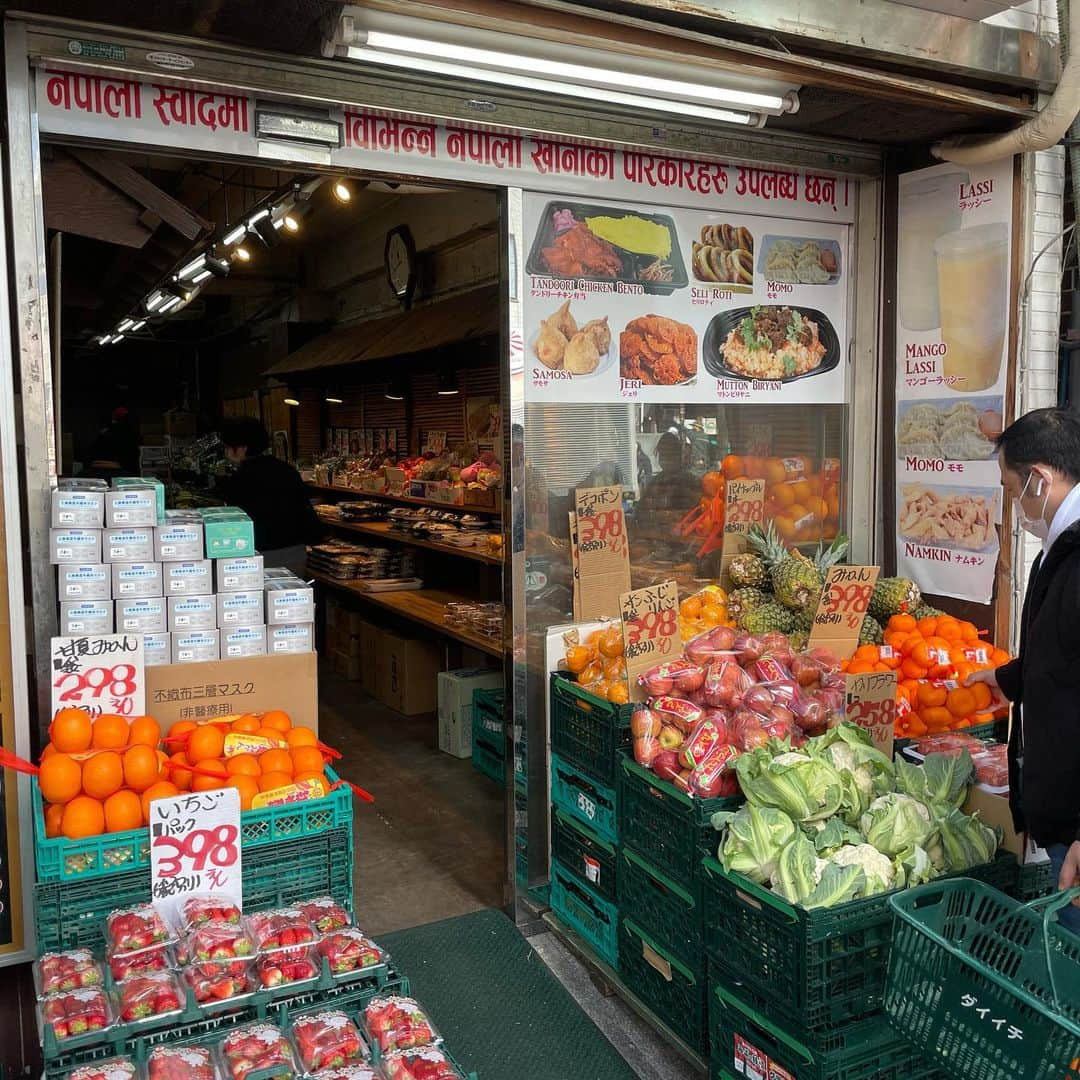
top-left (1015, 471), bottom-right (1051, 540)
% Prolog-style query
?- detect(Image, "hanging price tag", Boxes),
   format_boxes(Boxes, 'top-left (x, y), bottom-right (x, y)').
top-left (808, 565), bottom-right (880, 659)
top-left (720, 479), bottom-right (766, 585)
top-left (148, 787), bottom-right (242, 926)
top-left (844, 671), bottom-right (897, 756)
top-left (50, 634), bottom-right (145, 719)
top-left (574, 486), bottom-right (631, 620)
top-left (620, 580), bottom-right (680, 702)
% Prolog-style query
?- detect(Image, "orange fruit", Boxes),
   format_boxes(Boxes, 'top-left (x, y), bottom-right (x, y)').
top-left (166, 720), bottom-right (197, 746)
top-left (61, 795), bottom-right (105, 839)
top-left (231, 715), bottom-right (261, 735)
top-left (128, 716), bottom-right (161, 748)
top-left (122, 744), bottom-right (160, 793)
top-left (255, 728), bottom-right (288, 746)
top-left (701, 471), bottom-right (724, 497)
top-left (922, 706), bottom-right (953, 730)
top-left (44, 803), bottom-right (64, 838)
top-left (187, 725), bottom-right (225, 764)
top-left (40, 744), bottom-right (56, 761)
top-left (293, 771), bottom-right (328, 797)
top-left (772, 483), bottom-right (796, 509)
top-left (225, 753), bottom-right (261, 777)
top-left (946, 687), bottom-right (977, 718)
top-left (49, 708), bottom-right (92, 753)
top-left (606, 682), bottom-right (630, 705)
top-left (81, 751), bottom-right (123, 800)
top-left (258, 770), bottom-right (293, 793)
top-left (917, 683), bottom-right (947, 708)
top-left (192, 759), bottom-right (228, 791)
top-left (228, 774), bottom-right (259, 811)
top-left (290, 746), bottom-right (325, 775)
top-left (721, 454), bottom-right (744, 480)
top-left (959, 622), bottom-right (979, 642)
top-left (764, 458), bottom-right (786, 485)
top-left (971, 682), bottom-right (993, 710)
top-left (565, 646), bottom-right (591, 675)
top-left (258, 748), bottom-right (294, 776)
top-left (104, 789), bottom-right (144, 832)
top-left (900, 659), bottom-right (929, 680)
top-left (597, 628), bottom-right (623, 658)
top-left (91, 714), bottom-right (129, 750)
top-left (167, 752), bottom-right (193, 791)
top-left (285, 727), bottom-right (318, 749)
top-left (39, 753), bottom-right (83, 804)
top-left (141, 780), bottom-right (180, 820)
top-left (260, 710), bottom-right (292, 733)
top-left (889, 613), bottom-right (917, 633)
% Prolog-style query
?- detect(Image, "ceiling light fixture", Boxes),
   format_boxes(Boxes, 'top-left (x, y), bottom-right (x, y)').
top-left (177, 253), bottom-right (208, 280)
top-left (223, 223), bottom-right (247, 245)
top-left (116, 318), bottom-right (135, 333)
top-left (166, 282), bottom-right (194, 302)
top-left (130, 320), bottom-right (146, 332)
top-left (233, 245), bottom-right (252, 263)
top-left (436, 371), bottom-right (460, 396)
top-left (205, 253), bottom-right (231, 278)
top-left (111, 334), bottom-right (125, 344)
top-left (325, 389), bottom-right (344, 404)
top-left (283, 394), bottom-right (301, 406)
top-left (252, 216), bottom-right (281, 248)
top-left (158, 296), bottom-right (183, 314)
top-left (332, 180), bottom-right (352, 204)
top-left (385, 377), bottom-right (407, 401)
top-left (191, 269), bottom-right (212, 284)
top-left (283, 213), bottom-right (300, 233)
top-left (145, 290), bottom-right (168, 313)
top-left (96, 334), bottom-right (114, 346)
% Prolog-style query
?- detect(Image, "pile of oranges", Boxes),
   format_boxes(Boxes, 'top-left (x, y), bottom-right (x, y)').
top-left (39, 708), bottom-right (328, 841)
top-left (564, 626), bottom-right (629, 704)
top-left (839, 612), bottom-right (1011, 738)
top-left (679, 586), bottom-right (735, 640)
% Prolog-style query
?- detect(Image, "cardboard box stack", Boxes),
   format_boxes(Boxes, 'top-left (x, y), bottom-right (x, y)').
top-left (50, 478), bottom-right (314, 666)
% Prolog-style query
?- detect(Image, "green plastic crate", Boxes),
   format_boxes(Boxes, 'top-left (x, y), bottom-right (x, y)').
top-left (618, 754), bottom-right (741, 891)
top-left (709, 981), bottom-right (944, 1080)
top-left (885, 878), bottom-right (1080, 1080)
top-left (550, 753), bottom-right (618, 844)
top-left (550, 673), bottom-right (632, 785)
top-left (701, 850), bottom-right (1020, 1031)
top-left (1015, 858), bottom-right (1053, 901)
top-left (473, 687), bottom-right (505, 737)
top-left (472, 740), bottom-right (505, 785)
top-left (619, 847), bottom-right (702, 974)
top-left (35, 826), bottom-right (353, 955)
top-left (33, 766), bottom-right (352, 882)
top-left (893, 718), bottom-right (1004, 758)
top-left (551, 808), bottom-right (618, 904)
top-left (550, 858), bottom-right (620, 969)
top-left (619, 917), bottom-right (708, 1053)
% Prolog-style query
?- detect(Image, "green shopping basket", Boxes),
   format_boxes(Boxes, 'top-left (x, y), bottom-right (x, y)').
top-left (885, 878), bottom-right (1080, 1080)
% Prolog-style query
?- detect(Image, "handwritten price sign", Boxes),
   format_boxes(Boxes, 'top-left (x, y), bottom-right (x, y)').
top-left (808, 565), bottom-right (880, 659)
top-left (574, 485), bottom-right (631, 620)
top-left (720, 479), bottom-right (766, 585)
top-left (845, 671), bottom-right (897, 756)
top-left (50, 634), bottom-right (145, 719)
top-left (149, 787), bottom-right (242, 925)
top-left (620, 580), bottom-right (680, 701)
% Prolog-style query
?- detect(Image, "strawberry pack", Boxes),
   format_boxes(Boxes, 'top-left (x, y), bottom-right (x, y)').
top-left (41, 987), bottom-right (112, 1041)
top-left (182, 960), bottom-right (252, 1005)
top-left (177, 919), bottom-right (255, 964)
top-left (181, 894), bottom-right (243, 931)
top-left (70, 1058), bottom-right (137, 1080)
top-left (107, 942), bottom-right (172, 984)
top-left (291, 1010), bottom-right (367, 1072)
top-left (316, 929), bottom-right (386, 975)
top-left (306, 1068), bottom-right (376, 1080)
top-left (380, 1047), bottom-right (463, 1080)
top-left (246, 908), bottom-right (316, 951)
top-left (148, 1046), bottom-right (217, 1080)
top-left (106, 904), bottom-right (171, 955)
top-left (115, 972), bottom-right (183, 1023)
top-left (254, 946), bottom-right (319, 989)
top-left (220, 1022), bottom-right (299, 1080)
top-left (35, 949), bottom-right (103, 996)
top-left (297, 896), bottom-right (351, 934)
top-left (362, 997), bottom-right (439, 1055)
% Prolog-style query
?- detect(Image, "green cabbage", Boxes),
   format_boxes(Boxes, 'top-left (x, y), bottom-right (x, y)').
top-left (859, 793), bottom-right (935, 857)
top-left (936, 808), bottom-right (1000, 872)
top-left (771, 833), bottom-right (825, 904)
top-left (895, 750), bottom-right (974, 811)
top-left (802, 861), bottom-right (867, 909)
top-left (713, 804), bottom-right (797, 885)
top-left (735, 747), bottom-right (845, 823)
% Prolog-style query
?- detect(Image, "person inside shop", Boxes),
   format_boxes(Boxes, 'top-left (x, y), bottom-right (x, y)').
top-left (635, 430), bottom-right (700, 518)
top-left (217, 416), bottom-right (323, 576)
top-left (967, 406), bottom-right (1080, 933)
top-left (87, 405), bottom-right (140, 479)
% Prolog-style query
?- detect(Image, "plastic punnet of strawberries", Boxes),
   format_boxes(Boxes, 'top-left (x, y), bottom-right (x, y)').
top-left (381, 1047), bottom-right (463, 1080)
top-left (106, 904), bottom-right (171, 955)
top-left (70, 1057), bottom-right (137, 1080)
top-left (147, 1046), bottom-right (216, 1080)
top-left (363, 996), bottom-right (439, 1055)
top-left (41, 987), bottom-right (112, 1041)
top-left (220, 1023), bottom-right (299, 1080)
top-left (316, 929), bottom-right (386, 975)
top-left (116, 971), bottom-right (183, 1023)
top-left (107, 942), bottom-right (172, 983)
top-left (177, 918), bottom-right (255, 964)
top-left (246, 907), bottom-right (316, 952)
top-left (291, 1010), bottom-right (367, 1072)
top-left (306, 1068), bottom-right (376, 1080)
top-left (181, 960), bottom-right (252, 1004)
top-left (36, 949), bottom-right (103, 995)
top-left (180, 894), bottom-right (242, 931)
top-left (296, 896), bottom-right (351, 933)
top-left (254, 945), bottom-right (319, 989)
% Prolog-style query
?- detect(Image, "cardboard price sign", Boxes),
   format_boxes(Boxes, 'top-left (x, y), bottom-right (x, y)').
top-left (808, 565), bottom-right (880, 659)
top-left (574, 486), bottom-right (631, 620)
top-left (385, 467), bottom-right (408, 495)
top-left (149, 787), bottom-right (242, 925)
top-left (844, 671), bottom-right (897, 756)
top-left (50, 634), bottom-right (145, 719)
top-left (720, 479), bottom-right (765, 583)
top-left (620, 580), bottom-right (680, 702)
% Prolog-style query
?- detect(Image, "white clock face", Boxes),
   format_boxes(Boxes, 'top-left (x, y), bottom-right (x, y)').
top-left (388, 233), bottom-right (410, 294)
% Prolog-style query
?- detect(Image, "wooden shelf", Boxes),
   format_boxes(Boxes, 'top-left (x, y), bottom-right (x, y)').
top-left (307, 482), bottom-right (501, 516)
top-left (309, 571), bottom-right (506, 659)
top-left (318, 517), bottom-right (504, 566)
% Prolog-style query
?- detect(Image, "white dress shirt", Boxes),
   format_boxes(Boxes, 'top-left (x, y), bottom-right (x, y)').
top-left (1045, 481), bottom-right (1080, 553)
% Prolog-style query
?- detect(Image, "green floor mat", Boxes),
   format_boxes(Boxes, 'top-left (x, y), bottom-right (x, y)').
top-left (379, 908), bottom-right (639, 1080)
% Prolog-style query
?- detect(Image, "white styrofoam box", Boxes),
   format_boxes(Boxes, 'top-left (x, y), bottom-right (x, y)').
top-left (168, 594), bottom-right (217, 632)
top-left (59, 600), bottom-right (113, 635)
top-left (217, 590), bottom-right (265, 629)
top-left (57, 564), bottom-right (111, 601)
top-left (50, 528), bottom-right (102, 564)
top-left (106, 488), bottom-right (158, 528)
top-left (172, 630), bottom-right (220, 663)
top-left (144, 631), bottom-right (171, 666)
top-left (115, 597), bottom-right (167, 634)
top-left (222, 625), bottom-right (267, 658)
top-left (163, 560), bottom-right (213, 596)
top-left (111, 562), bottom-right (163, 599)
top-left (267, 623), bottom-right (314, 654)
top-left (216, 555), bottom-right (264, 592)
top-left (154, 522), bottom-right (205, 561)
top-left (436, 667), bottom-right (503, 758)
top-left (51, 488), bottom-right (105, 528)
top-left (265, 581), bottom-right (315, 625)
top-left (103, 527), bottom-right (154, 563)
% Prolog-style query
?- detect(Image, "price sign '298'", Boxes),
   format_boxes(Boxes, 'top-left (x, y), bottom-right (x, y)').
top-left (50, 634), bottom-right (145, 719)
top-left (620, 580), bottom-right (681, 702)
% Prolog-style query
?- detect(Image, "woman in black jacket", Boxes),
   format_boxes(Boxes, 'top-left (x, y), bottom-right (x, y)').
top-left (968, 407), bottom-right (1080, 932)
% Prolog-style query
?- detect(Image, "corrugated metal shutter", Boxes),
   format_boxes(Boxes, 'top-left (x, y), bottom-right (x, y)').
top-left (524, 402), bottom-right (637, 496)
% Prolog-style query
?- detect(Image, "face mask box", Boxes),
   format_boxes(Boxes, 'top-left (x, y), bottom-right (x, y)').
top-left (268, 623), bottom-right (314, 654)
top-left (104, 527), bottom-right (155, 564)
top-left (173, 630), bottom-right (220, 664)
top-left (203, 516), bottom-right (255, 558)
top-left (113, 476), bottom-right (165, 524)
top-left (58, 564), bottom-right (111, 601)
top-left (59, 600), bottom-right (113, 635)
top-left (163, 560), bottom-right (213, 596)
top-left (223, 625), bottom-right (267, 658)
top-left (50, 529), bottom-right (103, 565)
top-left (217, 555), bottom-right (264, 592)
top-left (112, 562), bottom-right (163, 599)
top-left (168, 594), bottom-right (217, 632)
top-left (217, 590), bottom-right (265, 629)
top-left (115, 597), bottom-right (167, 634)
top-left (155, 522), bottom-right (205, 561)
top-left (51, 488), bottom-right (105, 528)
top-left (266, 582), bottom-right (315, 625)
top-left (106, 487), bottom-right (158, 528)
top-left (144, 632), bottom-right (171, 667)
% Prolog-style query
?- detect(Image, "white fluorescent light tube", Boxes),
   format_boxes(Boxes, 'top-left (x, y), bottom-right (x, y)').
top-left (363, 31), bottom-right (789, 114)
top-left (247, 208), bottom-right (271, 226)
top-left (191, 269), bottom-right (212, 284)
top-left (117, 318), bottom-right (134, 333)
top-left (158, 296), bottom-right (183, 314)
top-left (177, 254), bottom-right (207, 280)
top-left (97, 334), bottom-right (114, 346)
top-left (111, 334), bottom-right (125, 344)
top-left (130, 320), bottom-right (147, 332)
top-left (223, 224), bottom-right (247, 245)
top-left (347, 47), bottom-right (757, 126)
top-left (145, 291), bottom-right (168, 313)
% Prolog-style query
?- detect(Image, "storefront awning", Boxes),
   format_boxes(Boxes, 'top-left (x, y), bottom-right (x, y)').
top-left (265, 284), bottom-right (499, 376)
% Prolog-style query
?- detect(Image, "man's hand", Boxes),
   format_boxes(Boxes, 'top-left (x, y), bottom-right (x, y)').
top-left (1059, 841), bottom-right (1080, 905)
top-left (964, 668), bottom-right (999, 690)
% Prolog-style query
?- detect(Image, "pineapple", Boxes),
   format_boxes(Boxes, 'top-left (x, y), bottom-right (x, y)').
top-left (740, 601), bottom-right (795, 635)
top-left (791, 609), bottom-right (814, 636)
top-left (728, 552), bottom-right (767, 588)
top-left (868, 577), bottom-right (921, 623)
top-left (748, 523), bottom-right (849, 613)
top-left (858, 615), bottom-right (884, 646)
top-left (911, 603), bottom-right (944, 621)
top-left (728, 586), bottom-right (767, 621)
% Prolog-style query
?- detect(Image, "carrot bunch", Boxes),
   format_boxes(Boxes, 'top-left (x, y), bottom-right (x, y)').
top-left (840, 612), bottom-right (1011, 739)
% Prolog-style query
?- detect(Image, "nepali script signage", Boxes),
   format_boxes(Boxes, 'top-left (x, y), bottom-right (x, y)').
top-left (36, 69), bottom-right (855, 225)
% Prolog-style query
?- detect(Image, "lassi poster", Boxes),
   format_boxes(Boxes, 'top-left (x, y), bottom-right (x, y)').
top-left (894, 159), bottom-right (1013, 603)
